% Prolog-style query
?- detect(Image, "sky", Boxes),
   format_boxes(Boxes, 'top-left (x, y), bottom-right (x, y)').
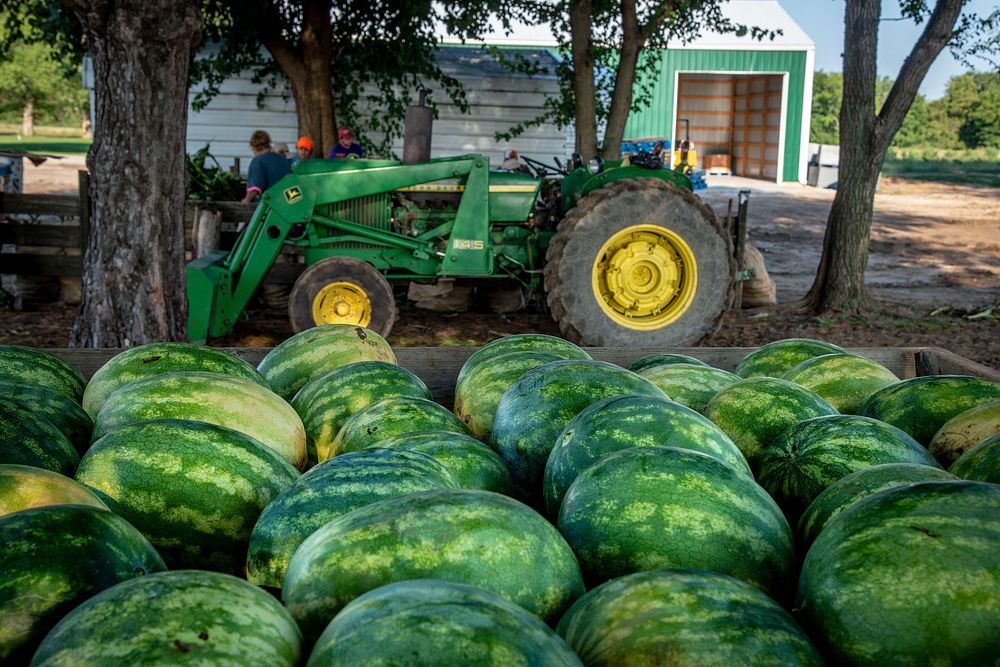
top-left (779, 0), bottom-right (997, 99)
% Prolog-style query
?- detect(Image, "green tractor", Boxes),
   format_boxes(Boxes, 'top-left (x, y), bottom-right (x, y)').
top-left (186, 152), bottom-right (737, 346)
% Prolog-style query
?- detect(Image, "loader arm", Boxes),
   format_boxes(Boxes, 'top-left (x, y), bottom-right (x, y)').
top-left (186, 155), bottom-right (493, 343)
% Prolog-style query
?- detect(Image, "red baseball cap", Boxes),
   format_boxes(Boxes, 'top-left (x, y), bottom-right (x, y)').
top-left (338, 126), bottom-right (354, 140)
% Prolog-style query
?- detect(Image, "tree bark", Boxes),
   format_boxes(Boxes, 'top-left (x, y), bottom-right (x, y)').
top-left (570, 0), bottom-right (598, 158)
top-left (802, 0), bottom-right (964, 312)
top-left (601, 0), bottom-right (644, 160)
top-left (21, 97), bottom-right (34, 137)
top-left (65, 0), bottom-right (201, 347)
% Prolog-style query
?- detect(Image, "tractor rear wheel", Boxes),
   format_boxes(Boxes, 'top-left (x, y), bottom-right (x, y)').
top-left (288, 257), bottom-right (397, 336)
top-left (544, 178), bottom-right (735, 346)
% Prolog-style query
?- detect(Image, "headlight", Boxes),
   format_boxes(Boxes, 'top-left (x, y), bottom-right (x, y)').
top-left (587, 157), bottom-right (604, 174)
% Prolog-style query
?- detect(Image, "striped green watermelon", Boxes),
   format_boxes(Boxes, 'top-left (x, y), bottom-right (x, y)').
top-left (558, 446), bottom-right (793, 599)
top-left (797, 480), bottom-right (1000, 665)
top-left (0, 345), bottom-right (86, 403)
top-left (0, 382), bottom-right (93, 456)
top-left (0, 398), bottom-right (79, 475)
top-left (456, 333), bottom-right (590, 387)
top-left (757, 414), bottom-right (941, 523)
top-left (734, 338), bottom-right (846, 379)
top-left (858, 375), bottom-right (1000, 446)
top-left (92, 371), bottom-right (307, 470)
top-left (82, 342), bottom-right (268, 418)
top-left (247, 448), bottom-right (459, 588)
top-left (929, 400), bottom-right (1000, 466)
top-left (543, 395), bottom-right (751, 517)
top-left (454, 351), bottom-right (561, 440)
top-left (374, 431), bottom-right (515, 494)
top-left (308, 580), bottom-right (582, 667)
top-left (637, 363), bottom-right (739, 413)
top-left (291, 361), bottom-right (431, 465)
top-left (329, 396), bottom-right (470, 458)
top-left (257, 324), bottom-right (396, 401)
top-left (949, 433), bottom-right (1000, 483)
top-left (557, 569), bottom-right (822, 667)
top-left (627, 353), bottom-right (709, 373)
top-left (797, 462), bottom-right (957, 548)
top-left (0, 505), bottom-right (165, 662)
top-left (782, 352), bottom-right (899, 414)
top-left (491, 359), bottom-right (667, 504)
top-left (703, 377), bottom-right (838, 473)
top-left (30, 570), bottom-right (302, 667)
top-left (283, 488), bottom-right (585, 639)
top-left (76, 419), bottom-right (299, 575)
top-left (0, 464), bottom-right (108, 518)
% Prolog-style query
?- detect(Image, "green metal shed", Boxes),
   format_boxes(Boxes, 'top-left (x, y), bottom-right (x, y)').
top-left (625, 0), bottom-right (815, 183)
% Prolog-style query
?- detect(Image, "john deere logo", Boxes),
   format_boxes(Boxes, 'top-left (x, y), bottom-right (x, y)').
top-left (283, 186), bottom-right (303, 204)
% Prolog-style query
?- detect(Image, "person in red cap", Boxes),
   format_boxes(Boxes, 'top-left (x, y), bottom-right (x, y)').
top-left (291, 136), bottom-right (313, 168)
top-left (328, 126), bottom-right (364, 159)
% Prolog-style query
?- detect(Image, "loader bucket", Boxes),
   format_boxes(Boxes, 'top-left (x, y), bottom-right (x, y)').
top-left (186, 250), bottom-right (231, 344)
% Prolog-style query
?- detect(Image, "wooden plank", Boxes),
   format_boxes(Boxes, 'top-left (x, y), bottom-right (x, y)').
top-left (918, 347), bottom-right (1000, 381)
top-left (1, 254), bottom-right (82, 276)
top-left (183, 201), bottom-right (256, 224)
top-left (0, 223), bottom-right (80, 246)
top-left (0, 193), bottom-right (80, 217)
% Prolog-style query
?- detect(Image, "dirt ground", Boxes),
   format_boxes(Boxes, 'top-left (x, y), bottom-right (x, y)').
top-left (4, 158), bottom-right (999, 370)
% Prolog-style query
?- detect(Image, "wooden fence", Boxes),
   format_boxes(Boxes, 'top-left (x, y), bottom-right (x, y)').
top-left (0, 171), bottom-right (303, 284)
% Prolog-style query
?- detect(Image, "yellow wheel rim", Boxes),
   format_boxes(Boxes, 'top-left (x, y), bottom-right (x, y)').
top-left (591, 224), bottom-right (698, 330)
top-left (311, 282), bottom-right (372, 327)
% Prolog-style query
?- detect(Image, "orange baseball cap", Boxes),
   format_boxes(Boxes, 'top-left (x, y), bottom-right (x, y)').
top-left (296, 136), bottom-right (314, 151)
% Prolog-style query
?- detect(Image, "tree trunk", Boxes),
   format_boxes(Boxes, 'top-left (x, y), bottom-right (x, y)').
top-left (570, 0), bottom-right (598, 158)
top-left (21, 97), bottom-right (34, 137)
top-left (66, 0), bottom-right (201, 347)
top-left (601, 0), bottom-right (644, 160)
top-left (802, 0), bottom-right (964, 313)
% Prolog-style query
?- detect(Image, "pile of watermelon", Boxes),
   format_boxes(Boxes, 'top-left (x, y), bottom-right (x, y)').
top-left (2, 328), bottom-right (1000, 665)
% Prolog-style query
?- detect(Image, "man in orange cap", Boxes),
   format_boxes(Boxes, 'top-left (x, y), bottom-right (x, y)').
top-left (327, 125), bottom-right (364, 159)
top-left (291, 136), bottom-right (313, 168)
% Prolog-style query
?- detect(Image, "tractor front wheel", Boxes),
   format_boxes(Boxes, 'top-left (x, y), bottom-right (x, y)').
top-left (288, 257), bottom-right (397, 336)
top-left (544, 178), bottom-right (735, 346)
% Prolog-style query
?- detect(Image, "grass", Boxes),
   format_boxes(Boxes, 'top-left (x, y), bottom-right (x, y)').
top-left (883, 147), bottom-right (1000, 188)
top-left (0, 125), bottom-right (91, 156)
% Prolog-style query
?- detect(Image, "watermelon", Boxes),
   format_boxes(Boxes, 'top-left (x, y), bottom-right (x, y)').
top-left (257, 324), bottom-right (396, 401)
top-left (454, 351), bottom-right (561, 440)
top-left (703, 377), bottom-right (838, 473)
top-left (456, 333), bottom-right (590, 387)
top-left (557, 569), bottom-right (822, 667)
top-left (0, 398), bottom-right (79, 475)
top-left (558, 446), bottom-right (793, 599)
top-left (0, 345), bottom-right (86, 403)
top-left (0, 464), bottom-right (108, 518)
top-left (30, 570), bottom-right (302, 667)
top-left (247, 448), bottom-right (459, 588)
top-left (491, 359), bottom-right (667, 504)
top-left (0, 505), bottom-right (165, 662)
top-left (858, 375), bottom-right (1000, 446)
top-left (734, 338), bottom-right (845, 379)
top-left (291, 361), bottom-right (431, 465)
top-left (929, 400), bottom-right (1000, 466)
top-left (543, 395), bottom-right (751, 517)
top-left (782, 352), bottom-right (899, 414)
top-left (283, 488), bottom-right (585, 639)
top-left (375, 431), bottom-right (515, 494)
top-left (637, 362), bottom-right (739, 413)
top-left (627, 352), bottom-right (709, 373)
top-left (307, 580), bottom-right (582, 667)
top-left (797, 480), bottom-right (1000, 665)
top-left (76, 419), bottom-right (299, 575)
top-left (0, 381), bottom-right (93, 456)
top-left (82, 342), bottom-right (268, 418)
top-left (757, 414), bottom-right (941, 522)
top-left (949, 433), bottom-right (1000, 483)
top-left (92, 371), bottom-right (307, 470)
top-left (329, 396), bottom-right (470, 458)
top-left (797, 462), bottom-right (957, 548)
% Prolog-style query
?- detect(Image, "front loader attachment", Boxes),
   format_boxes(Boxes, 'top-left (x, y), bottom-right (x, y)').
top-left (186, 250), bottom-right (232, 344)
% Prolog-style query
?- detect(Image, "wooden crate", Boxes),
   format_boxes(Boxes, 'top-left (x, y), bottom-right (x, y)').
top-left (48, 346), bottom-right (1000, 408)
